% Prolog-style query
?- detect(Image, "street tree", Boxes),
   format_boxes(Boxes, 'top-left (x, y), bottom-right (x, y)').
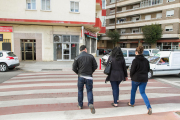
top-left (107, 30), bottom-right (121, 47)
top-left (142, 24), bottom-right (163, 44)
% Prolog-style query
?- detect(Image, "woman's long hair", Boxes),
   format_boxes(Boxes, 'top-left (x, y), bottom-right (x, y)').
top-left (111, 47), bottom-right (124, 61)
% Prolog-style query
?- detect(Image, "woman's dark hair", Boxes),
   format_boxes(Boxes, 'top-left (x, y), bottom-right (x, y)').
top-left (111, 47), bottom-right (124, 61)
top-left (136, 46), bottom-right (144, 54)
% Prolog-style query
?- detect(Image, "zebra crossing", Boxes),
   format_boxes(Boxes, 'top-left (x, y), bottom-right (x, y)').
top-left (0, 70), bottom-right (180, 120)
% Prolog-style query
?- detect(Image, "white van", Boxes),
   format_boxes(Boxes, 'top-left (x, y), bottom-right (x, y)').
top-left (101, 48), bottom-right (150, 67)
top-left (148, 51), bottom-right (180, 78)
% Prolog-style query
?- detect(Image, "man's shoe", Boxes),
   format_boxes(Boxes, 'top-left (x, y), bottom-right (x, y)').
top-left (89, 104), bottom-right (95, 114)
top-left (77, 104), bottom-right (83, 109)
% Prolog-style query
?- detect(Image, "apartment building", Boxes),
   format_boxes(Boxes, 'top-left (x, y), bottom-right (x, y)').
top-left (102, 0), bottom-right (180, 50)
top-left (0, 0), bottom-right (106, 61)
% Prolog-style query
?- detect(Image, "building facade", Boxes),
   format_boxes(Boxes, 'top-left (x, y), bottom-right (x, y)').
top-left (102, 0), bottom-right (180, 50)
top-left (0, 0), bottom-right (105, 61)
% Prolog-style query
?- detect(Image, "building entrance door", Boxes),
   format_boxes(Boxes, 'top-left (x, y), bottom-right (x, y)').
top-left (21, 40), bottom-right (36, 61)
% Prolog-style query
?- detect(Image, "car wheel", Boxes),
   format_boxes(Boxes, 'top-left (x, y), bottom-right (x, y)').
top-left (148, 70), bottom-right (153, 79)
top-left (0, 63), bottom-right (8, 72)
top-left (178, 73), bottom-right (180, 77)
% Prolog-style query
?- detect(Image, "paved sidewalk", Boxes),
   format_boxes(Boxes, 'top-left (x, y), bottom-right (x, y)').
top-left (17, 55), bottom-right (105, 72)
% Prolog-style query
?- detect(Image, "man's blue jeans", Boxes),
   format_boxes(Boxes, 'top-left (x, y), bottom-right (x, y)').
top-left (78, 77), bottom-right (93, 107)
top-left (110, 81), bottom-right (121, 104)
top-left (130, 81), bottom-right (151, 110)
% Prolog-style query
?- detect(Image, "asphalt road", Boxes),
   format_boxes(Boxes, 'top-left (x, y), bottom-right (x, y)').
top-left (0, 68), bottom-right (24, 84)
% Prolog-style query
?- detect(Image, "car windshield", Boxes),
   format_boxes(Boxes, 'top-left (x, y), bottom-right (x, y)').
top-left (7, 52), bottom-right (16, 57)
top-left (152, 50), bottom-right (160, 54)
top-left (148, 56), bottom-right (160, 64)
top-left (143, 51), bottom-right (149, 56)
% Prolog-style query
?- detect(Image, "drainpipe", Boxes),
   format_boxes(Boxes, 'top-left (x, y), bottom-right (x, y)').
top-left (115, 0), bottom-right (117, 31)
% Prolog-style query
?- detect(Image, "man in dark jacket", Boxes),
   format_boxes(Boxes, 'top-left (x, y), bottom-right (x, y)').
top-left (72, 45), bottom-right (98, 114)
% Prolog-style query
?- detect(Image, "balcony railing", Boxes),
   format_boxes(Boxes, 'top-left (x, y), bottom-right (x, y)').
top-left (110, 1), bottom-right (163, 14)
top-left (121, 32), bottom-right (143, 35)
top-left (108, 17), bottom-right (162, 26)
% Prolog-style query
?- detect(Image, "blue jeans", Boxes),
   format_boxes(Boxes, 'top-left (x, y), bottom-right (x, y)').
top-left (110, 81), bottom-right (121, 104)
top-left (78, 77), bottom-right (93, 107)
top-left (130, 81), bottom-right (151, 110)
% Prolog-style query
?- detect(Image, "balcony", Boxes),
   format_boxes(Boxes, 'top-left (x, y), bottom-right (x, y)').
top-left (94, 18), bottom-right (102, 29)
top-left (96, 0), bottom-right (102, 10)
top-left (108, 17), bottom-right (162, 26)
top-left (110, 1), bottom-right (163, 15)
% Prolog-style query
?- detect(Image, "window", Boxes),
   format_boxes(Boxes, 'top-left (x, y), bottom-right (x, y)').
top-left (145, 15), bottom-right (151, 20)
top-left (26, 0), bottom-right (36, 10)
top-left (133, 5), bottom-right (140, 9)
top-left (122, 7), bottom-right (126, 11)
top-left (166, 10), bottom-right (174, 17)
top-left (122, 50), bottom-right (127, 57)
top-left (165, 25), bottom-right (173, 31)
top-left (167, 0), bottom-right (175, 2)
top-left (121, 29), bottom-right (126, 34)
top-left (143, 51), bottom-right (150, 56)
top-left (41, 0), bottom-right (50, 11)
top-left (132, 29), bottom-right (139, 33)
top-left (156, 13), bottom-right (162, 18)
top-left (7, 52), bottom-right (16, 57)
top-left (120, 43), bottom-right (127, 48)
top-left (70, 1), bottom-right (79, 12)
top-left (0, 52), bottom-right (3, 57)
top-left (132, 17), bottom-right (140, 22)
top-left (129, 50), bottom-right (136, 57)
top-left (102, 0), bottom-right (106, 9)
top-left (158, 58), bottom-right (169, 65)
top-left (63, 35), bottom-right (70, 42)
top-left (110, 0), bottom-right (115, 3)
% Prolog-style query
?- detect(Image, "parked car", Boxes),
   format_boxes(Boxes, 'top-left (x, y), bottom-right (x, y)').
top-left (0, 51), bottom-right (20, 72)
top-left (145, 49), bottom-right (160, 56)
top-left (147, 51), bottom-right (180, 78)
top-left (101, 48), bottom-right (150, 66)
top-left (103, 49), bottom-right (112, 55)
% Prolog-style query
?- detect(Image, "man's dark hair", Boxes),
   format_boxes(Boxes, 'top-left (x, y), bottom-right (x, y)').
top-left (80, 45), bottom-right (86, 51)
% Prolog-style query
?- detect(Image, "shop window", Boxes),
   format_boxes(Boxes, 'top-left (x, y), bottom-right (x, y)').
top-left (120, 43), bottom-right (127, 48)
top-left (158, 58), bottom-right (169, 65)
top-left (63, 35), bottom-right (70, 42)
top-left (71, 36), bottom-right (79, 43)
top-left (41, 0), bottom-right (50, 11)
top-left (129, 50), bottom-right (136, 57)
top-left (165, 25), bottom-right (173, 31)
top-left (26, 0), bottom-right (36, 10)
top-left (166, 10), bottom-right (174, 17)
top-left (70, 1), bottom-right (79, 12)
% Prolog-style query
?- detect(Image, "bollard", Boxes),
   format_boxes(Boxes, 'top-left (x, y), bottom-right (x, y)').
top-left (99, 59), bottom-right (101, 70)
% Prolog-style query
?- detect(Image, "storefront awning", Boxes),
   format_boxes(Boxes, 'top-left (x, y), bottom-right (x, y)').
top-left (157, 39), bottom-right (180, 42)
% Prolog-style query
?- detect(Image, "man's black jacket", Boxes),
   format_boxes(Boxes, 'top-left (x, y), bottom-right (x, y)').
top-left (130, 55), bottom-right (150, 82)
top-left (72, 51), bottom-right (98, 77)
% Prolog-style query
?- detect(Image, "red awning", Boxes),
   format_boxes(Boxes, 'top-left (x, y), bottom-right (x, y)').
top-left (157, 39), bottom-right (180, 42)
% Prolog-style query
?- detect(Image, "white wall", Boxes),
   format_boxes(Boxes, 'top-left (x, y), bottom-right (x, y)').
top-left (0, 0), bottom-right (96, 23)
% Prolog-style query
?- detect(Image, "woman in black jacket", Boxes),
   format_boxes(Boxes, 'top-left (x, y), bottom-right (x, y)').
top-left (127, 46), bottom-right (152, 115)
top-left (106, 47), bottom-right (128, 107)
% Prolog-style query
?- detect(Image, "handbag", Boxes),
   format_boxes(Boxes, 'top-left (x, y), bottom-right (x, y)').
top-left (104, 58), bottom-right (112, 75)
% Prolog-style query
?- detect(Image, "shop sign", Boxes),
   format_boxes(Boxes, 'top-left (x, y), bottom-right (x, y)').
top-left (84, 30), bottom-right (96, 38)
top-left (0, 26), bottom-right (13, 32)
top-left (0, 34), bottom-right (3, 41)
